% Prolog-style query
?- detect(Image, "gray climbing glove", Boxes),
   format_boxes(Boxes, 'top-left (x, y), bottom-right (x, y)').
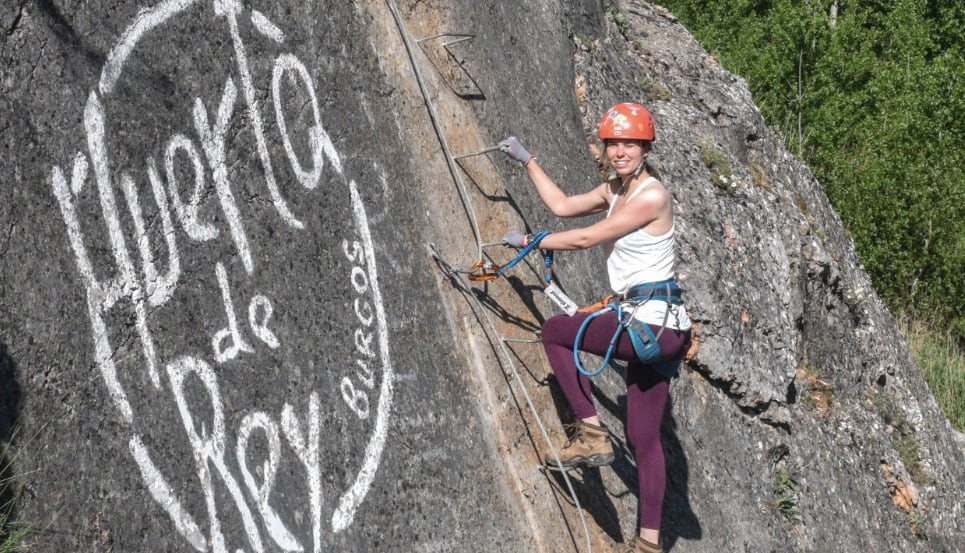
top-left (502, 230), bottom-right (527, 248)
top-left (498, 137), bottom-right (533, 165)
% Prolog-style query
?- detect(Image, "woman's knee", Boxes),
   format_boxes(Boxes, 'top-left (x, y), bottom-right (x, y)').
top-left (625, 380), bottom-right (669, 446)
top-left (626, 418), bottom-right (662, 449)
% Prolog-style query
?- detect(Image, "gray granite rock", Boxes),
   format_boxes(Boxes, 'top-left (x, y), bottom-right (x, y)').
top-left (1, 1), bottom-right (961, 552)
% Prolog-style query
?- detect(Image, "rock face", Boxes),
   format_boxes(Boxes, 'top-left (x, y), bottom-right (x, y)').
top-left (1, 1), bottom-right (961, 552)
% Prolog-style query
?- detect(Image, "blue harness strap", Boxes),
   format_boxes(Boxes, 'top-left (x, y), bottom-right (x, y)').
top-left (625, 279), bottom-right (683, 305)
top-left (573, 278), bottom-right (683, 378)
top-left (572, 301), bottom-right (623, 377)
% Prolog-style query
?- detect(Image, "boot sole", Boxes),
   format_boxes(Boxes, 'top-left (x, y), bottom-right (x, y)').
top-left (544, 452), bottom-right (615, 471)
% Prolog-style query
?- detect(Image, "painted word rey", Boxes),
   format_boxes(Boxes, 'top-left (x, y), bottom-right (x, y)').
top-left (49, 1), bottom-right (394, 551)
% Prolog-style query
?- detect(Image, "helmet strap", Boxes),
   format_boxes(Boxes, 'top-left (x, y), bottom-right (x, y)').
top-left (632, 158), bottom-right (646, 178)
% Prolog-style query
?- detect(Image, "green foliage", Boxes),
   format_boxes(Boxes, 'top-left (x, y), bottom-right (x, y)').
top-left (908, 509), bottom-right (929, 540)
top-left (661, 0), bottom-right (965, 344)
top-left (895, 431), bottom-right (925, 484)
top-left (772, 465), bottom-right (801, 522)
top-left (901, 318), bottom-right (965, 432)
top-left (604, 1), bottom-right (631, 40)
top-left (637, 75), bottom-right (671, 101)
top-left (0, 520), bottom-right (29, 553)
top-left (1, 420), bottom-right (37, 551)
top-left (867, 388), bottom-right (929, 484)
top-left (1, 444), bottom-right (28, 552)
top-left (697, 140), bottom-right (737, 193)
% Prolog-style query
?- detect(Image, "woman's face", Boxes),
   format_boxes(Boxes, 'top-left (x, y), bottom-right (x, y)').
top-left (605, 139), bottom-right (648, 177)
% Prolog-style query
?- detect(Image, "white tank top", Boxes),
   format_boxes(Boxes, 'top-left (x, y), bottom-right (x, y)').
top-left (605, 177), bottom-right (691, 330)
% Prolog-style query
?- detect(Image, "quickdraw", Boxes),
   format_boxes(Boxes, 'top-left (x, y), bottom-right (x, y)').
top-left (462, 230), bottom-right (552, 282)
top-left (437, 230), bottom-right (554, 284)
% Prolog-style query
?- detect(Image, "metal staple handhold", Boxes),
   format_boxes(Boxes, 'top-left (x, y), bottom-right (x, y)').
top-left (453, 145), bottom-right (502, 160)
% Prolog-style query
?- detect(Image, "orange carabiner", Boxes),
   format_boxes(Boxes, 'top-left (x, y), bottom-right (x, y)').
top-left (467, 259), bottom-right (500, 281)
top-left (578, 294), bottom-right (616, 313)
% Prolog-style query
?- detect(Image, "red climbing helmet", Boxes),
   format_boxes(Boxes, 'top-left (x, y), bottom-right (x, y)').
top-left (597, 103), bottom-right (655, 141)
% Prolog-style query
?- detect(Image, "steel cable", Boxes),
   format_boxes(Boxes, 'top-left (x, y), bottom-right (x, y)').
top-left (385, 1), bottom-right (593, 550)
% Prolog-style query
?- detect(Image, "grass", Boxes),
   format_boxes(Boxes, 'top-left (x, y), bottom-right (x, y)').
top-left (1, 419), bottom-right (41, 551)
top-left (696, 140), bottom-right (740, 194)
top-left (908, 510), bottom-right (928, 540)
top-left (895, 432), bottom-right (925, 484)
top-left (637, 76), bottom-right (671, 101)
top-left (1, 512), bottom-right (29, 553)
top-left (772, 465), bottom-right (801, 522)
top-left (1, 442), bottom-right (29, 552)
top-left (867, 390), bottom-right (928, 485)
top-left (899, 317), bottom-right (965, 433)
top-left (604, 1), bottom-right (631, 40)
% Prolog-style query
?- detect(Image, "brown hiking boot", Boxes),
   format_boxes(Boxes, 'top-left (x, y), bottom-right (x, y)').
top-left (545, 420), bottom-right (614, 470)
top-left (626, 536), bottom-right (662, 553)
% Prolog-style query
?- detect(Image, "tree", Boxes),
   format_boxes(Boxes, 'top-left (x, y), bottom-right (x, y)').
top-left (661, 0), bottom-right (964, 341)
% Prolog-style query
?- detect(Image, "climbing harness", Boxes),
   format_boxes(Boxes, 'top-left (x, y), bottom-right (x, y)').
top-left (387, 1), bottom-right (593, 550)
top-left (573, 279), bottom-right (682, 377)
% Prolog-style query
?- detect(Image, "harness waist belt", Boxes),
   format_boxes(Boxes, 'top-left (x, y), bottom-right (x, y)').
top-left (623, 279), bottom-right (683, 305)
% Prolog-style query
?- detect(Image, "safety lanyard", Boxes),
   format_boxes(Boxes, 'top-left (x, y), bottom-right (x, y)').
top-left (496, 230), bottom-right (550, 277)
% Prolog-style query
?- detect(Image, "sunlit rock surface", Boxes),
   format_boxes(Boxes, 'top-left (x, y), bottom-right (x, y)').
top-left (1, 1), bottom-right (961, 551)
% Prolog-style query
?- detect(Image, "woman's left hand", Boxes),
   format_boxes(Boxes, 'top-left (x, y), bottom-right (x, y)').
top-left (498, 137), bottom-right (533, 165)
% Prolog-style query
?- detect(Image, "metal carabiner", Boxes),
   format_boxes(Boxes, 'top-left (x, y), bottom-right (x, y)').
top-left (467, 259), bottom-right (500, 281)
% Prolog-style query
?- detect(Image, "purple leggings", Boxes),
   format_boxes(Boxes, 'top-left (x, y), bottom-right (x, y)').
top-left (541, 310), bottom-right (690, 530)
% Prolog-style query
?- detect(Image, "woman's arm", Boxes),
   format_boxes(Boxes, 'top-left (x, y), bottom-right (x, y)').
top-left (525, 159), bottom-right (610, 218)
top-left (537, 185), bottom-right (668, 251)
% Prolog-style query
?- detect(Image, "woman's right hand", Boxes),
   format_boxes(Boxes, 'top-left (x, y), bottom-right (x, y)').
top-left (502, 230), bottom-right (527, 248)
top-left (498, 137), bottom-right (533, 165)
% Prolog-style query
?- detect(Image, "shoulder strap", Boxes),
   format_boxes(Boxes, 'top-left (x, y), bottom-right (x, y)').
top-left (626, 176), bottom-right (658, 203)
top-left (607, 177), bottom-right (658, 217)
top-left (606, 178), bottom-right (622, 216)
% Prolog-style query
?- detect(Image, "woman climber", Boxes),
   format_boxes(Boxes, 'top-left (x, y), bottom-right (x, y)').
top-left (499, 102), bottom-right (692, 553)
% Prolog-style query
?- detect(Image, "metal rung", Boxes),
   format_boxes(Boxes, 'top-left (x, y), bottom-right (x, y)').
top-left (501, 337), bottom-right (541, 344)
top-left (416, 32), bottom-right (475, 46)
top-left (415, 32), bottom-right (484, 100)
top-left (453, 145), bottom-right (501, 160)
